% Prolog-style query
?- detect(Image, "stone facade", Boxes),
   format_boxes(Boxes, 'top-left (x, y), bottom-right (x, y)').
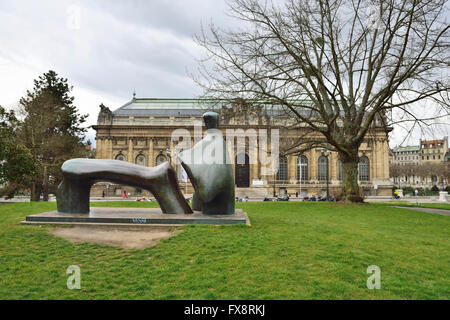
top-left (420, 137), bottom-right (449, 163)
top-left (92, 98), bottom-right (393, 198)
top-left (392, 145), bottom-right (421, 165)
top-left (389, 137), bottom-right (449, 187)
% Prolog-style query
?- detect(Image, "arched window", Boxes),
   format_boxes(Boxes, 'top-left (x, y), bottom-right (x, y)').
top-left (297, 155), bottom-right (308, 181)
top-left (338, 160), bottom-right (343, 181)
top-left (115, 154), bottom-right (126, 161)
top-left (156, 154), bottom-right (167, 166)
top-left (135, 154), bottom-right (146, 166)
top-left (318, 156), bottom-right (328, 181)
top-left (359, 156), bottom-right (370, 181)
top-left (276, 156), bottom-right (288, 181)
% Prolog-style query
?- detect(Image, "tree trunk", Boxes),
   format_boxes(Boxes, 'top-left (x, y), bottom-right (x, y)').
top-left (30, 182), bottom-right (36, 202)
top-left (43, 165), bottom-right (49, 202)
top-left (30, 182), bottom-right (42, 202)
top-left (340, 152), bottom-right (363, 203)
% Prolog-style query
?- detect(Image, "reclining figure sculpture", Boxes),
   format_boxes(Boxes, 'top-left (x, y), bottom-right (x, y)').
top-left (56, 160), bottom-right (193, 214)
top-left (56, 111), bottom-right (234, 216)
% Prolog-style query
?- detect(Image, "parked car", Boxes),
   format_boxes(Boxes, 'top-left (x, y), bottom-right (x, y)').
top-left (303, 196), bottom-right (310, 201)
top-left (309, 195), bottom-right (317, 201)
top-left (276, 195), bottom-right (290, 201)
top-left (318, 195), bottom-right (336, 201)
top-left (263, 197), bottom-right (272, 201)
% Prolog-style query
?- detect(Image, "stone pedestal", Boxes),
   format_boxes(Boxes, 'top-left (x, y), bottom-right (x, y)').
top-left (23, 207), bottom-right (250, 226)
top-left (439, 191), bottom-right (448, 202)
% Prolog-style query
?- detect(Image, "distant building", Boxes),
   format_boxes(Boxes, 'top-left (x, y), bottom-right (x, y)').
top-left (420, 137), bottom-right (448, 163)
top-left (390, 137), bottom-right (449, 188)
top-left (392, 145), bottom-right (421, 165)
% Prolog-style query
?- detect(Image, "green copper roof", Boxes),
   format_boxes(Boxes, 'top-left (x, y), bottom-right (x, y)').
top-left (393, 145), bottom-right (420, 152)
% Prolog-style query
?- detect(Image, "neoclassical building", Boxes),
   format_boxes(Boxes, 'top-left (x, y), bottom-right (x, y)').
top-left (92, 97), bottom-right (392, 198)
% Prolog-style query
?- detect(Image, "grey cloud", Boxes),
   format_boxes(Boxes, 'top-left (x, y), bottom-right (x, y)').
top-left (0, 0), bottom-right (230, 101)
top-left (86, 0), bottom-right (232, 38)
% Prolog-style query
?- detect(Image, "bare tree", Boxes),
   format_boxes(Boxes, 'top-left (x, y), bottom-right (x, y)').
top-left (194, 0), bottom-right (450, 202)
top-left (390, 163), bottom-right (407, 185)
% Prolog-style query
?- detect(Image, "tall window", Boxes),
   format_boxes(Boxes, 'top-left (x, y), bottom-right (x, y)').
top-left (297, 155), bottom-right (308, 181)
top-left (115, 154), bottom-right (126, 161)
top-left (276, 156), bottom-right (288, 181)
top-left (359, 156), bottom-right (370, 181)
top-left (135, 154), bottom-right (146, 166)
top-left (338, 159), bottom-right (343, 181)
top-left (318, 156), bottom-right (328, 181)
top-left (156, 154), bottom-right (167, 166)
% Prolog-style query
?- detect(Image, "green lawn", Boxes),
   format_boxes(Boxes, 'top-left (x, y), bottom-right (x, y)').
top-left (0, 201), bottom-right (449, 299)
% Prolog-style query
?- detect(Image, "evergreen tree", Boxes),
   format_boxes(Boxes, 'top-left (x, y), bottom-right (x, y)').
top-left (0, 106), bottom-right (35, 198)
top-left (18, 70), bottom-right (88, 201)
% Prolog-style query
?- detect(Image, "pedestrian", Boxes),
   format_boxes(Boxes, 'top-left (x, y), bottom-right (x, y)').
top-left (296, 192), bottom-right (298, 198)
top-left (102, 190), bottom-right (105, 198)
top-left (122, 191), bottom-right (126, 200)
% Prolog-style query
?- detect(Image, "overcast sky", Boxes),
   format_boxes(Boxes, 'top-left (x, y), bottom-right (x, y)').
top-left (0, 0), bottom-right (448, 148)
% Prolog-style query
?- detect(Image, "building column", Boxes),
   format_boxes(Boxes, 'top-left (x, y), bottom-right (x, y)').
top-left (227, 137), bottom-right (236, 183)
top-left (148, 138), bottom-right (154, 167)
top-left (288, 156), bottom-right (296, 182)
top-left (310, 150), bottom-right (317, 181)
top-left (383, 140), bottom-right (390, 179)
top-left (128, 137), bottom-right (133, 163)
top-left (251, 136), bottom-right (258, 182)
top-left (108, 138), bottom-right (113, 159)
top-left (95, 137), bottom-right (102, 159)
top-left (372, 146), bottom-right (377, 181)
top-left (95, 137), bottom-right (103, 159)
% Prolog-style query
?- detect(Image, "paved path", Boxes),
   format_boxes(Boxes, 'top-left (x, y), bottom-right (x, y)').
top-left (393, 206), bottom-right (450, 216)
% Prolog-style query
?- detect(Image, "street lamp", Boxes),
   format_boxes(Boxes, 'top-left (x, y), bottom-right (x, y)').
top-left (321, 149), bottom-right (330, 200)
top-left (273, 171), bottom-right (276, 197)
top-left (298, 156), bottom-right (302, 199)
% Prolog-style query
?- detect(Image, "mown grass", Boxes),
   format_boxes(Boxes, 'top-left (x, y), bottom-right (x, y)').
top-left (0, 201), bottom-right (448, 299)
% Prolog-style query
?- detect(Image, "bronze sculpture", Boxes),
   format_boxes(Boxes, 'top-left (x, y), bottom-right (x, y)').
top-left (178, 112), bottom-right (235, 215)
top-left (56, 160), bottom-right (192, 214)
top-left (56, 111), bottom-right (234, 215)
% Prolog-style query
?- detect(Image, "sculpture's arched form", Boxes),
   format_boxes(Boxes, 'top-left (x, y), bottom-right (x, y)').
top-left (56, 159), bottom-right (193, 214)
